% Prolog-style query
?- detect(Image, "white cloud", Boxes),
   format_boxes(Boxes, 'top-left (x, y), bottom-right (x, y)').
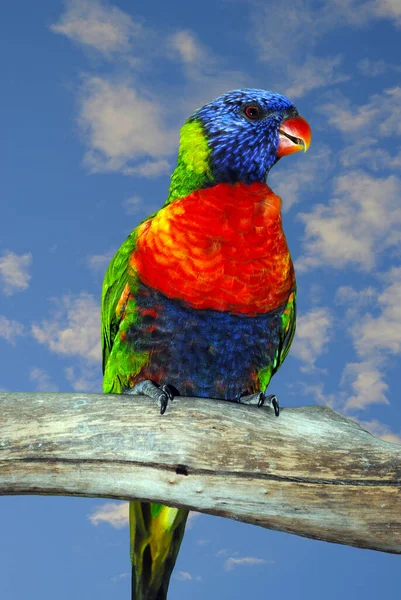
top-left (224, 556), bottom-right (274, 571)
top-left (186, 511), bottom-right (201, 529)
top-left (0, 315), bottom-right (24, 344)
top-left (291, 308), bottom-right (333, 371)
top-left (357, 58), bottom-right (401, 77)
top-left (166, 29), bottom-right (249, 115)
top-left (335, 285), bottom-right (377, 318)
top-left (79, 77), bottom-right (176, 175)
top-left (374, 0), bottom-right (401, 24)
top-left (283, 55), bottom-right (349, 99)
top-left (250, 1), bottom-right (323, 64)
top-left (353, 267), bottom-right (401, 356)
top-left (320, 87), bottom-right (401, 137)
top-left (0, 251), bottom-right (32, 295)
top-left (270, 144), bottom-right (332, 211)
top-left (87, 250), bottom-right (115, 273)
top-left (64, 364), bottom-right (101, 392)
top-left (174, 571), bottom-right (192, 581)
top-left (297, 171), bottom-right (401, 272)
top-left (89, 501), bottom-right (129, 528)
top-left (122, 195), bottom-right (144, 215)
top-left (29, 367), bottom-right (59, 392)
top-left (111, 573), bottom-right (129, 583)
top-left (248, 0), bottom-right (401, 101)
top-left (122, 160), bottom-right (171, 178)
top-left (168, 30), bottom-right (209, 65)
top-left (357, 58), bottom-right (388, 77)
top-left (357, 418), bottom-right (401, 445)
top-left (339, 137), bottom-right (401, 172)
top-left (342, 359), bottom-right (389, 411)
top-left (315, 86), bottom-right (401, 173)
top-left (251, 0), bottom-right (401, 66)
top-left (50, 0), bottom-right (140, 57)
top-left (334, 271), bottom-right (401, 412)
top-left (31, 292), bottom-right (101, 362)
top-left (291, 381), bottom-right (337, 409)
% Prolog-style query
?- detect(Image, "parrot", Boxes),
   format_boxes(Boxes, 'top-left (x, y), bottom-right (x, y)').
top-left (101, 88), bottom-right (311, 600)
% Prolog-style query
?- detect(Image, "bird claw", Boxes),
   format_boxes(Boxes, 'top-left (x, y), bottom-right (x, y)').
top-left (258, 393), bottom-right (280, 417)
top-left (123, 380), bottom-right (178, 415)
top-left (158, 384), bottom-right (175, 415)
top-left (234, 390), bottom-right (280, 416)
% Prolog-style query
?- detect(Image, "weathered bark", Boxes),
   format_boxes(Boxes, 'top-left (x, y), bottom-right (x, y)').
top-left (1, 391), bottom-right (400, 553)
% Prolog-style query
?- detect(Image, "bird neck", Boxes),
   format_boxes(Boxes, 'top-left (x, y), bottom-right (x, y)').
top-left (166, 120), bottom-right (214, 206)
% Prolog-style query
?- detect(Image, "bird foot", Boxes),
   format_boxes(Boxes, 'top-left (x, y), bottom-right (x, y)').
top-left (235, 391), bottom-right (280, 416)
top-left (123, 380), bottom-right (179, 415)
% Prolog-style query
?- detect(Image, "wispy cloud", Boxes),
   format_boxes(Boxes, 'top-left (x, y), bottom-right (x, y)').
top-left (291, 308), bottom-right (333, 371)
top-left (111, 572), bottom-right (130, 583)
top-left (342, 359), bottom-right (389, 411)
top-left (51, 1), bottom-right (249, 176)
top-left (29, 367), bottom-right (59, 392)
top-left (320, 87), bottom-right (401, 137)
top-left (31, 292), bottom-right (102, 392)
top-left (166, 29), bottom-right (249, 109)
top-left (122, 195), bottom-right (145, 215)
top-left (30, 292), bottom-right (102, 392)
top-left (186, 511), bottom-right (201, 529)
top-left (283, 55), bottom-right (349, 99)
top-left (352, 267), bottom-right (401, 357)
top-left (339, 137), bottom-right (401, 172)
top-left (174, 571), bottom-right (192, 581)
top-left (291, 381), bottom-right (337, 409)
top-left (31, 292), bottom-right (101, 362)
top-left (224, 556), bottom-right (275, 571)
top-left (89, 501), bottom-right (129, 528)
top-left (335, 285), bottom-right (377, 317)
top-left (297, 171), bottom-right (401, 272)
top-left (167, 30), bottom-right (211, 67)
top-left (0, 315), bottom-right (24, 344)
top-left (248, 0), bottom-right (401, 98)
top-left (334, 269), bottom-right (401, 411)
top-left (87, 250), bottom-right (115, 273)
top-left (357, 418), bottom-right (401, 445)
top-left (64, 363), bottom-right (101, 392)
top-left (0, 251), bottom-right (32, 295)
top-left (50, 0), bottom-right (141, 58)
top-left (79, 76), bottom-right (176, 175)
top-left (270, 144), bottom-right (332, 211)
top-left (251, 0), bottom-right (401, 66)
top-left (357, 57), bottom-right (401, 77)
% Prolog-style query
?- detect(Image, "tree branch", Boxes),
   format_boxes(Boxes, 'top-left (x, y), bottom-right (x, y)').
top-left (1, 391), bottom-right (401, 553)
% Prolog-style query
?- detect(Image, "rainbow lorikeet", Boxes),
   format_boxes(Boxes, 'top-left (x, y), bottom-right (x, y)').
top-left (101, 88), bottom-right (311, 599)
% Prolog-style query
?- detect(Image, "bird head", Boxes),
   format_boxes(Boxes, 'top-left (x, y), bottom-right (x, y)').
top-left (195, 88), bottom-right (311, 183)
top-left (167, 88), bottom-right (311, 203)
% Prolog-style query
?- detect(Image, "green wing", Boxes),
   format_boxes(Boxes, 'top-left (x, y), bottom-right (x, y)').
top-left (101, 230), bottom-right (141, 393)
top-left (276, 288), bottom-right (297, 372)
top-left (257, 289), bottom-right (296, 391)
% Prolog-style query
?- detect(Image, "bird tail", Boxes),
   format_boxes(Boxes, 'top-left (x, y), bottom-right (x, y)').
top-left (130, 500), bottom-right (189, 600)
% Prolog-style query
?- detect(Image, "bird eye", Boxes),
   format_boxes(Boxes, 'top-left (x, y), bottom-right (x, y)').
top-left (244, 105), bottom-right (262, 120)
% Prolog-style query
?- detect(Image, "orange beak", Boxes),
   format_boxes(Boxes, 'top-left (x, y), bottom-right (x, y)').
top-left (277, 115), bottom-right (312, 157)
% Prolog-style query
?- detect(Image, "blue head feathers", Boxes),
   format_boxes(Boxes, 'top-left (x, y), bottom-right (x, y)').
top-left (192, 88), bottom-right (300, 184)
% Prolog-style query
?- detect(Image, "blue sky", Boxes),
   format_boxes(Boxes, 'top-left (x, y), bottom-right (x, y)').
top-left (1, 0), bottom-right (401, 597)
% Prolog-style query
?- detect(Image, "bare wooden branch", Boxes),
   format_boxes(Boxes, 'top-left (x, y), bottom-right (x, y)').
top-left (1, 391), bottom-right (401, 553)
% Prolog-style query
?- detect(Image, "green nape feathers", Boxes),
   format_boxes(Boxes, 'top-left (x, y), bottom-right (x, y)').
top-left (166, 120), bottom-right (213, 205)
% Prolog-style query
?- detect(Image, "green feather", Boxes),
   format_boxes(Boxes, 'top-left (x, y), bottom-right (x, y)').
top-left (166, 120), bottom-right (213, 205)
top-left (257, 289), bottom-right (296, 387)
